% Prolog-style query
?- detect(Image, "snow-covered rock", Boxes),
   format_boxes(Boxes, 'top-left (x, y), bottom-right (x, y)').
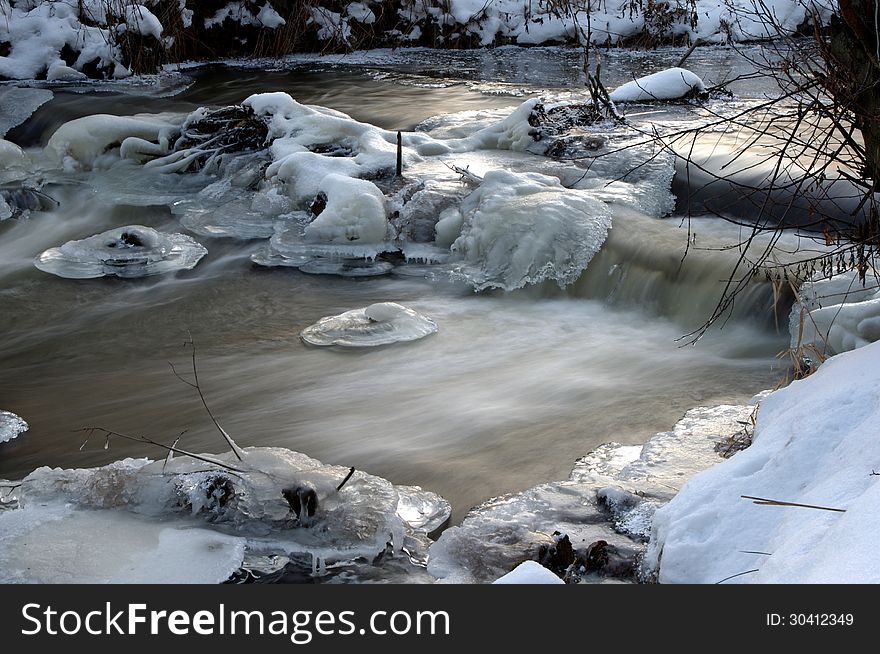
top-left (645, 340), bottom-right (880, 583)
top-left (47, 114), bottom-right (177, 170)
top-left (609, 68), bottom-right (706, 103)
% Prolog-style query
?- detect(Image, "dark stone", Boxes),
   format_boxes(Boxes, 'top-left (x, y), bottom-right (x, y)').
top-left (309, 191), bottom-right (328, 218)
top-left (119, 232), bottom-right (145, 247)
top-left (282, 483), bottom-right (319, 519)
top-left (572, 539), bottom-right (640, 580)
top-left (536, 531), bottom-right (575, 576)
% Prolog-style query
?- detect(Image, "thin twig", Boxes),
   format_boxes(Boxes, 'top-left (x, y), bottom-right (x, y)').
top-left (741, 495), bottom-right (846, 512)
top-left (716, 569), bottom-right (760, 584)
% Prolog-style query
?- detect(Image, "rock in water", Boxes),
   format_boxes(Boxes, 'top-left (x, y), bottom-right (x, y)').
top-left (300, 302), bottom-right (438, 347)
top-left (34, 225), bottom-right (207, 279)
top-left (608, 67), bottom-right (707, 103)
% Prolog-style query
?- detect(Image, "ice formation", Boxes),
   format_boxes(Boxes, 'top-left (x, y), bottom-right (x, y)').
top-left (0, 506), bottom-right (247, 584)
top-left (0, 138), bottom-right (28, 175)
top-left (428, 404), bottom-right (756, 583)
top-left (34, 225), bottom-right (207, 279)
top-left (39, 92), bottom-right (679, 290)
top-left (0, 183), bottom-right (57, 220)
top-left (47, 114), bottom-right (178, 170)
top-left (300, 302), bottom-right (438, 347)
top-left (789, 268), bottom-right (880, 356)
top-left (608, 68), bottom-right (707, 103)
top-left (645, 340), bottom-right (880, 583)
top-left (250, 220), bottom-right (397, 273)
top-left (0, 410), bottom-right (28, 444)
top-left (0, 87), bottom-right (53, 137)
top-left (0, 446), bottom-right (451, 583)
top-left (444, 170), bottom-right (612, 291)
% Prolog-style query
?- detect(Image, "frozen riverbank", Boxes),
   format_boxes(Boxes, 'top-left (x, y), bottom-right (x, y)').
top-left (1, 1), bottom-right (829, 81)
top-left (645, 337), bottom-right (880, 584)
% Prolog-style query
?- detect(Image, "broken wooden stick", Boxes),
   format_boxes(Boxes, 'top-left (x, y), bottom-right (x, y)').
top-left (741, 495), bottom-right (846, 512)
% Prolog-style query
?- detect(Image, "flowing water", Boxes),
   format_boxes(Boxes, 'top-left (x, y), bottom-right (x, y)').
top-left (0, 46), bottom-right (800, 522)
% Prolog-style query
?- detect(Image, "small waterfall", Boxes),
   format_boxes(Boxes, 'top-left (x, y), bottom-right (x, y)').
top-left (571, 206), bottom-right (796, 332)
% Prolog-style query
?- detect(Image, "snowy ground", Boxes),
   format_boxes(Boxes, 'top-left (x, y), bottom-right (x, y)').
top-left (0, 1), bottom-right (833, 81)
top-left (645, 337), bottom-right (880, 584)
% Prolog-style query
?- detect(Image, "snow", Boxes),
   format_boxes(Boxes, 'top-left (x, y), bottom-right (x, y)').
top-left (0, 87), bottom-right (53, 137)
top-left (257, 2), bottom-right (286, 29)
top-left (0, 1), bottom-right (837, 83)
top-left (0, 1), bottom-right (126, 80)
top-left (445, 169), bottom-right (612, 291)
top-left (609, 68), bottom-right (706, 103)
top-left (346, 2), bottom-right (376, 24)
top-left (0, 410), bottom-right (28, 444)
top-left (790, 268), bottom-right (880, 356)
top-left (300, 302), bottom-right (438, 348)
top-left (47, 114), bottom-right (177, 169)
top-left (305, 174), bottom-right (390, 245)
top-left (493, 560), bottom-right (564, 584)
top-left (645, 340), bottom-right (880, 583)
top-left (34, 225), bottom-right (207, 279)
top-left (2, 446), bottom-right (451, 582)
top-left (122, 5), bottom-right (164, 40)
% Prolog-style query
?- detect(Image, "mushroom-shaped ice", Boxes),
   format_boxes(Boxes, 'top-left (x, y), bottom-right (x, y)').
top-left (34, 225), bottom-right (207, 279)
top-left (300, 302), bottom-right (438, 347)
top-left (0, 410), bottom-right (28, 444)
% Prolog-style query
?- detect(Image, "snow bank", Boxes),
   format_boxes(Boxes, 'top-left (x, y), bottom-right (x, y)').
top-left (312, 0), bottom-right (830, 48)
top-left (609, 68), bottom-right (706, 103)
top-left (0, 1), bottom-right (127, 80)
top-left (790, 269), bottom-right (880, 356)
top-left (445, 169), bottom-right (612, 291)
top-left (0, 410), bottom-right (28, 444)
top-left (300, 302), bottom-right (438, 347)
top-left (645, 340), bottom-right (880, 583)
top-left (2, 1), bottom-right (834, 82)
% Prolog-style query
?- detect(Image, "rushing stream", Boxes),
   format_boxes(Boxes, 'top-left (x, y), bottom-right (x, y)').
top-left (1, 45), bottom-right (798, 540)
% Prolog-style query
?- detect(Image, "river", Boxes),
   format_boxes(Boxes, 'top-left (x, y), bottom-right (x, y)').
top-left (0, 45), bottom-right (797, 524)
